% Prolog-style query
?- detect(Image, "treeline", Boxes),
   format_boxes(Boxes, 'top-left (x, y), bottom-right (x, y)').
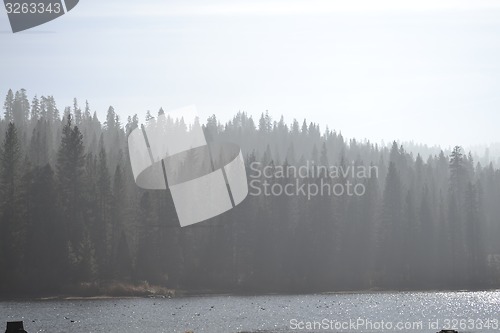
top-left (0, 88), bottom-right (500, 296)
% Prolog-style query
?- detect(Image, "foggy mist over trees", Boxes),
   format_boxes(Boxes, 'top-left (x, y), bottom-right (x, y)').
top-left (1, 88), bottom-right (500, 297)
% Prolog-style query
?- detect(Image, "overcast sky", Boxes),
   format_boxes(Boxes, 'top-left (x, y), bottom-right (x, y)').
top-left (1, 0), bottom-right (500, 148)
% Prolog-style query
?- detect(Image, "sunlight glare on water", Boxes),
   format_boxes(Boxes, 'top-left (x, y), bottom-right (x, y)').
top-left (2, 291), bottom-right (500, 333)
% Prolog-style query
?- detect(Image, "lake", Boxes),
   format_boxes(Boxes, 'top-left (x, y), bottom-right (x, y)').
top-left (1, 291), bottom-right (500, 332)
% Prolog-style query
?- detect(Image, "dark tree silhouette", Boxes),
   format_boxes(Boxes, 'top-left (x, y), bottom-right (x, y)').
top-left (0, 88), bottom-right (499, 296)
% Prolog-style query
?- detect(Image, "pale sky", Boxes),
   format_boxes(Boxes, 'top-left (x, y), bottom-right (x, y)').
top-left (1, 0), bottom-right (500, 148)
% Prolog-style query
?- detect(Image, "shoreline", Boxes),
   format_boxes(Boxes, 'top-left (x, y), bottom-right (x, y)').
top-left (1, 287), bottom-right (499, 302)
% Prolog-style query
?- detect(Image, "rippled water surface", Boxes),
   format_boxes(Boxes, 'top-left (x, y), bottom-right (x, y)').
top-left (1, 291), bottom-right (500, 332)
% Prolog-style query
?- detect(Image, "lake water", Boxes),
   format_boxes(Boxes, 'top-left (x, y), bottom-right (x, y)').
top-left (1, 291), bottom-right (500, 333)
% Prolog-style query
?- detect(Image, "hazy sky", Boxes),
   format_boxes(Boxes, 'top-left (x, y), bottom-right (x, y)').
top-left (1, 0), bottom-right (500, 147)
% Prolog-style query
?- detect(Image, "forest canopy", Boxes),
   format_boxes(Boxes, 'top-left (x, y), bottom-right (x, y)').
top-left (1, 88), bottom-right (500, 296)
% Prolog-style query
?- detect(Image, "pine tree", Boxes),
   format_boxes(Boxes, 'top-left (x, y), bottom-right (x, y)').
top-left (464, 181), bottom-right (485, 286)
top-left (258, 111), bottom-right (272, 134)
top-left (30, 95), bottom-right (40, 121)
top-left (45, 96), bottom-right (59, 122)
top-left (0, 123), bottom-right (23, 290)
top-left (379, 161), bottom-right (404, 287)
top-left (95, 135), bottom-right (111, 276)
top-left (448, 146), bottom-right (467, 283)
top-left (135, 192), bottom-right (161, 283)
top-left (56, 115), bottom-right (86, 278)
top-left (105, 106), bottom-right (117, 130)
top-left (450, 146), bottom-right (466, 197)
top-left (73, 98), bottom-right (82, 127)
top-left (3, 89), bottom-right (14, 122)
top-left (16, 89), bottom-right (30, 126)
top-left (111, 163), bottom-right (132, 279)
top-left (23, 165), bottom-right (67, 291)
